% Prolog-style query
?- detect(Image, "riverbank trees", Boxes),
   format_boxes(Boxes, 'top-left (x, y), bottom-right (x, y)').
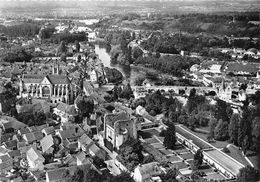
top-left (135, 54), bottom-right (200, 77)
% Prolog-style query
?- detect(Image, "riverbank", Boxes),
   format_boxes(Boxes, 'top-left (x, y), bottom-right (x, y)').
top-left (130, 64), bottom-right (180, 80)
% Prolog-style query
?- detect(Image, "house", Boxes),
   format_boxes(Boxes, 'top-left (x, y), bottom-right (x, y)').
top-left (23, 131), bottom-right (44, 144)
top-left (0, 154), bottom-right (13, 173)
top-left (41, 126), bottom-right (55, 136)
top-left (53, 102), bottom-right (78, 123)
top-left (40, 135), bottom-right (54, 154)
top-left (76, 152), bottom-right (91, 166)
top-left (199, 60), bottom-right (224, 75)
top-left (88, 143), bottom-right (106, 161)
top-left (18, 127), bottom-right (30, 135)
top-left (78, 133), bottom-right (94, 152)
top-left (45, 164), bottom-right (92, 182)
top-left (103, 112), bottom-right (137, 151)
top-left (224, 62), bottom-right (260, 77)
top-left (56, 125), bottom-right (84, 144)
top-left (133, 162), bottom-right (162, 182)
top-left (46, 167), bottom-right (72, 182)
top-left (26, 147), bottom-right (45, 171)
top-left (3, 140), bottom-right (17, 150)
top-left (7, 150), bottom-right (21, 162)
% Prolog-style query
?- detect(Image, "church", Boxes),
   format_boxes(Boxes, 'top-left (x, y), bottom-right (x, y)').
top-left (18, 65), bottom-right (73, 104)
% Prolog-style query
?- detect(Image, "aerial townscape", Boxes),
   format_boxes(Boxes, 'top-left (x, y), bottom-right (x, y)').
top-left (0, 0), bottom-right (260, 182)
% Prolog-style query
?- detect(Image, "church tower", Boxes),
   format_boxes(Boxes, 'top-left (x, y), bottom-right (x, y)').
top-left (53, 62), bottom-right (60, 75)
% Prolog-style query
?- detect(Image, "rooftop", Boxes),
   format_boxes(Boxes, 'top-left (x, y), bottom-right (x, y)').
top-left (225, 62), bottom-right (260, 74)
top-left (205, 149), bottom-right (244, 176)
top-left (105, 112), bottom-right (130, 128)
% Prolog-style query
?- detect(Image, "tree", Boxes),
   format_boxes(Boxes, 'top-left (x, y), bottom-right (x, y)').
top-left (229, 113), bottom-right (240, 145)
top-left (237, 166), bottom-right (260, 182)
top-left (160, 168), bottom-right (178, 182)
top-left (70, 168), bottom-right (84, 182)
top-left (84, 169), bottom-right (104, 182)
top-left (116, 138), bottom-right (143, 171)
top-left (134, 76), bottom-right (145, 86)
top-left (75, 40), bottom-right (80, 52)
top-left (251, 117), bottom-right (260, 152)
top-left (214, 119), bottom-right (229, 141)
top-left (208, 117), bottom-right (217, 140)
top-left (120, 83), bottom-right (133, 99)
top-left (111, 171), bottom-right (135, 182)
top-left (193, 149), bottom-right (203, 170)
top-left (75, 95), bottom-right (94, 118)
top-left (56, 41), bottom-right (67, 56)
top-left (163, 123), bottom-right (176, 149)
top-left (132, 46), bottom-right (143, 60)
top-left (60, 53), bottom-right (66, 62)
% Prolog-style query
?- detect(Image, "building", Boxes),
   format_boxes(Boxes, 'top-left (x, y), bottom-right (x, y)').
top-left (19, 73), bottom-right (72, 104)
top-left (40, 135), bottom-right (54, 154)
top-left (224, 62), bottom-right (260, 77)
top-left (26, 147), bottom-right (45, 171)
top-left (133, 162), bottom-right (162, 182)
top-left (53, 102), bottom-right (78, 123)
top-left (103, 112), bottom-right (137, 151)
top-left (0, 154), bottom-right (13, 173)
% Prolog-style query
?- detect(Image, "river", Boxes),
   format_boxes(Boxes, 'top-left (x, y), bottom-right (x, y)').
top-left (94, 44), bottom-right (145, 85)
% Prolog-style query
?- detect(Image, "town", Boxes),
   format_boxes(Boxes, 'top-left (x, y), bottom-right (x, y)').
top-left (0, 1), bottom-right (260, 182)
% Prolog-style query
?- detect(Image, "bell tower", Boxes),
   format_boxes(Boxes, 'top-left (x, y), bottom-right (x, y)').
top-left (53, 60), bottom-right (60, 75)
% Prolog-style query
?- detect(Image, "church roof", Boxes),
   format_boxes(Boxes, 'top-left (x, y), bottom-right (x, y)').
top-left (23, 74), bottom-right (44, 83)
top-left (47, 75), bottom-right (70, 85)
top-left (22, 74), bottom-right (70, 85)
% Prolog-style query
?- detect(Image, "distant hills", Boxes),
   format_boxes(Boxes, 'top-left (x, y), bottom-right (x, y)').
top-left (0, 0), bottom-right (259, 18)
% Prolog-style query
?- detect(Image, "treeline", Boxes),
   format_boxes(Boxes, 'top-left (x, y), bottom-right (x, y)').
top-left (0, 23), bottom-right (40, 37)
top-left (103, 30), bottom-right (135, 65)
top-left (140, 33), bottom-right (178, 54)
top-left (141, 33), bottom-right (259, 55)
top-left (50, 32), bottom-right (87, 44)
top-left (0, 47), bottom-right (33, 63)
top-left (104, 67), bottom-right (123, 84)
top-left (39, 27), bottom-right (87, 43)
top-left (135, 55), bottom-right (200, 77)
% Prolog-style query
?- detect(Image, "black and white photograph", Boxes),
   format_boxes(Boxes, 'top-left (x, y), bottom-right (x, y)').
top-left (0, 0), bottom-right (259, 181)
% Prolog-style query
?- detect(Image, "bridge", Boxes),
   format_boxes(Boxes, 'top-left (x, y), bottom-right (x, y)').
top-left (131, 85), bottom-right (219, 98)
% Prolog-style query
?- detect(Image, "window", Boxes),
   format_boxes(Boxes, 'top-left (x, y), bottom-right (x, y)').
top-left (42, 86), bottom-right (50, 97)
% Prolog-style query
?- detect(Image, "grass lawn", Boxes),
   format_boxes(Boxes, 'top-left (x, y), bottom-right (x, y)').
top-left (181, 125), bottom-right (228, 149)
top-left (178, 125), bottom-right (253, 167)
top-left (226, 145), bottom-right (252, 167)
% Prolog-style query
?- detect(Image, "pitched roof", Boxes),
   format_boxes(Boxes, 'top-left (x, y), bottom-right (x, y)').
top-left (78, 133), bottom-right (93, 146)
top-left (0, 146), bottom-right (9, 155)
top-left (42, 126), bottom-right (55, 135)
top-left (4, 140), bottom-right (17, 149)
top-left (23, 74), bottom-right (45, 83)
top-left (0, 154), bottom-right (12, 171)
top-left (56, 103), bottom-right (77, 115)
top-left (225, 62), bottom-right (260, 74)
top-left (47, 75), bottom-right (70, 84)
top-left (26, 147), bottom-right (44, 163)
top-left (40, 135), bottom-right (54, 153)
top-left (23, 131), bottom-right (44, 143)
top-left (89, 143), bottom-right (101, 155)
top-left (7, 150), bottom-right (21, 158)
top-left (19, 127), bottom-right (30, 135)
top-left (105, 112), bottom-right (130, 128)
top-left (136, 162), bottom-right (161, 179)
top-left (46, 165), bottom-right (80, 182)
top-left (57, 127), bottom-right (83, 140)
top-left (76, 152), bottom-right (86, 162)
